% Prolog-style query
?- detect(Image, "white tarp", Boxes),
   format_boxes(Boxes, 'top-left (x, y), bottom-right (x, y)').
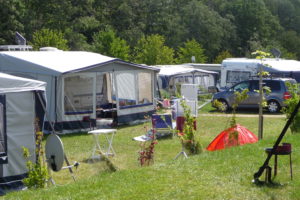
top-left (0, 51), bottom-right (115, 75)
top-left (0, 73), bottom-right (46, 93)
top-left (4, 92), bottom-right (36, 177)
top-left (158, 65), bottom-right (218, 76)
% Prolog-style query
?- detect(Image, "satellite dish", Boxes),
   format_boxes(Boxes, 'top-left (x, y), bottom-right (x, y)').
top-left (15, 32), bottom-right (26, 45)
top-left (270, 48), bottom-right (281, 58)
top-left (45, 134), bottom-right (64, 172)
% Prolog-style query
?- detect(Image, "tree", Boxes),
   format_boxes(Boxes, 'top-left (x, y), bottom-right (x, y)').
top-left (0, 0), bottom-right (25, 45)
top-left (226, 0), bottom-right (282, 56)
top-left (181, 0), bottom-right (237, 61)
top-left (92, 29), bottom-right (130, 61)
top-left (252, 50), bottom-right (272, 140)
top-left (213, 50), bottom-right (233, 64)
top-left (31, 29), bottom-right (69, 50)
top-left (177, 39), bottom-right (207, 64)
top-left (279, 30), bottom-right (300, 59)
top-left (134, 34), bottom-right (175, 65)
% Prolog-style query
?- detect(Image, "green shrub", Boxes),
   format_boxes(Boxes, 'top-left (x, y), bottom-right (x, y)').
top-left (282, 82), bottom-right (300, 133)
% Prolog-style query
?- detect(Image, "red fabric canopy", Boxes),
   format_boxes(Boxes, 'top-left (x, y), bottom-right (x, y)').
top-left (206, 124), bottom-right (258, 151)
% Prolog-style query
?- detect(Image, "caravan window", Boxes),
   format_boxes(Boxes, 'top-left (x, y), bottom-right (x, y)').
top-left (0, 95), bottom-right (7, 164)
top-left (64, 75), bottom-right (94, 114)
top-left (227, 71), bottom-right (251, 84)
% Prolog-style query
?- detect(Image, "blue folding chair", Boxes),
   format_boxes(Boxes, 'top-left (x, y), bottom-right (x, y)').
top-left (151, 114), bottom-right (176, 138)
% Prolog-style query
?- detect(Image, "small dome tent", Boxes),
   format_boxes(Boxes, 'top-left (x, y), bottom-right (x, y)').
top-left (0, 73), bottom-right (46, 194)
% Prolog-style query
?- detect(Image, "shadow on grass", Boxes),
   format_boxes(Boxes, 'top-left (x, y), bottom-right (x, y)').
top-left (253, 178), bottom-right (288, 189)
top-left (203, 105), bottom-right (285, 116)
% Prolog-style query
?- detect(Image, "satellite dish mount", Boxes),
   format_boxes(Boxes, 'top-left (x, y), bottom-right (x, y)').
top-left (36, 92), bottom-right (79, 184)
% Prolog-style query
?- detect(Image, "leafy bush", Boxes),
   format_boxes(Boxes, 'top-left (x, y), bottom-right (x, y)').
top-left (179, 100), bottom-right (201, 154)
top-left (282, 82), bottom-right (300, 133)
top-left (22, 129), bottom-right (49, 189)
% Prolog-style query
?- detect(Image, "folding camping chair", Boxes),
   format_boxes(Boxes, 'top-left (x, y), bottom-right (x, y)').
top-left (151, 114), bottom-right (176, 138)
top-left (132, 114), bottom-right (176, 142)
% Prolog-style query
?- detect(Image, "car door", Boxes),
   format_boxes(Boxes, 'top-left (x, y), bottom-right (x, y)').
top-left (229, 81), bottom-right (251, 106)
top-left (245, 80), bottom-right (260, 107)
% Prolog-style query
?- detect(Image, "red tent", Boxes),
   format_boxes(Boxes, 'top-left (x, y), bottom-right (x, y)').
top-left (206, 124), bottom-right (258, 151)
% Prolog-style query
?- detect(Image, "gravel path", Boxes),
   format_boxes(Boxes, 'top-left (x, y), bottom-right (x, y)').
top-left (199, 113), bottom-right (286, 118)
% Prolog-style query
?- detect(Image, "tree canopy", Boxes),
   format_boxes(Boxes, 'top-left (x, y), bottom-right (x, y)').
top-left (2, 0), bottom-right (300, 64)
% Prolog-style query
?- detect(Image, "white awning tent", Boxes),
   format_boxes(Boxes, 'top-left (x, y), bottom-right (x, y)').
top-left (0, 51), bottom-right (159, 133)
top-left (156, 65), bottom-right (218, 95)
top-left (0, 73), bottom-right (46, 193)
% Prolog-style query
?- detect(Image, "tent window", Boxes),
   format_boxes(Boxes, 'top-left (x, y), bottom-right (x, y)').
top-left (138, 72), bottom-right (152, 104)
top-left (64, 75), bottom-right (94, 114)
top-left (0, 95), bottom-right (7, 164)
top-left (116, 71), bottom-right (153, 108)
top-left (116, 72), bottom-right (137, 107)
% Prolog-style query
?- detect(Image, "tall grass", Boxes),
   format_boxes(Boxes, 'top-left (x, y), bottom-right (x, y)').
top-left (4, 109), bottom-right (300, 199)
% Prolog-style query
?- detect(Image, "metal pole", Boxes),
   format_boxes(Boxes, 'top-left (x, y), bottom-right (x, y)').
top-left (253, 99), bottom-right (300, 183)
top-left (258, 64), bottom-right (263, 140)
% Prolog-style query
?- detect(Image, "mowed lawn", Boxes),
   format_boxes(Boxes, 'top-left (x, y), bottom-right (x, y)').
top-left (3, 105), bottom-right (300, 200)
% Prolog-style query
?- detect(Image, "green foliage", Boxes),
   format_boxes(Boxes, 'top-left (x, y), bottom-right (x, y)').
top-left (282, 82), bottom-right (300, 133)
top-left (177, 39), bottom-right (207, 63)
top-left (230, 89), bottom-right (249, 127)
top-left (181, 0), bottom-right (236, 60)
top-left (3, 0), bottom-right (300, 59)
top-left (212, 99), bottom-right (226, 112)
top-left (213, 50), bottom-right (233, 64)
top-left (0, 0), bottom-right (25, 45)
top-left (23, 158), bottom-right (49, 189)
top-left (5, 116), bottom-right (300, 199)
top-left (134, 34), bottom-right (175, 65)
top-left (279, 30), bottom-right (300, 59)
top-left (160, 89), bottom-right (171, 99)
top-left (92, 29), bottom-right (130, 61)
top-left (251, 50), bottom-right (271, 60)
top-left (22, 146), bottom-right (49, 189)
top-left (31, 28), bottom-right (69, 50)
top-left (252, 50), bottom-right (273, 108)
top-left (179, 99), bottom-right (201, 155)
top-left (22, 125), bottom-right (49, 189)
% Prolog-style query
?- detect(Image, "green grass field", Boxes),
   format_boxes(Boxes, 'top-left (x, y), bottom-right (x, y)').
top-left (4, 104), bottom-right (300, 200)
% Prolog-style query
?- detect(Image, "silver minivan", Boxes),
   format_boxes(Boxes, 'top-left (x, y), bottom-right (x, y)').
top-left (212, 78), bottom-right (297, 113)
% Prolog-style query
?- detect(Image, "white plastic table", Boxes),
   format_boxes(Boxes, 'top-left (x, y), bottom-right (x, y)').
top-left (88, 129), bottom-right (117, 159)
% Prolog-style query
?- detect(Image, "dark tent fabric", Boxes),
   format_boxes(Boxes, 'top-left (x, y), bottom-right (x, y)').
top-left (206, 124), bottom-right (258, 151)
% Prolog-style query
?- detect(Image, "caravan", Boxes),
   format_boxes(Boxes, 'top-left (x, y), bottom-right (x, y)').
top-left (220, 58), bottom-right (300, 90)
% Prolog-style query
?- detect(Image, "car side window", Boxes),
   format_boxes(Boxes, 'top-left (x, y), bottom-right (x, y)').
top-left (249, 81), bottom-right (259, 91)
top-left (233, 81), bottom-right (249, 92)
top-left (265, 81), bottom-right (280, 91)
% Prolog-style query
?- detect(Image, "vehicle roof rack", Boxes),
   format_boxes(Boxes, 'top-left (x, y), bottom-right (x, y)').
top-left (0, 45), bottom-right (33, 51)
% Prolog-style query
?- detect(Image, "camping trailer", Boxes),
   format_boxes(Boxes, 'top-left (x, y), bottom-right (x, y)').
top-left (0, 51), bottom-right (159, 133)
top-left (156, 65), bottom-right (218, 96)
top-left (0, 73), bottom-right (46, 194)
top-left (221, 58), bottom-right (300, 89)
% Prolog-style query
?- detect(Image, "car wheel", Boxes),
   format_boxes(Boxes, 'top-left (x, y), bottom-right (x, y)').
top-left (218, 100), bottom-right (229, 112)
top-left (268, 100), bottom-right (280, 113)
